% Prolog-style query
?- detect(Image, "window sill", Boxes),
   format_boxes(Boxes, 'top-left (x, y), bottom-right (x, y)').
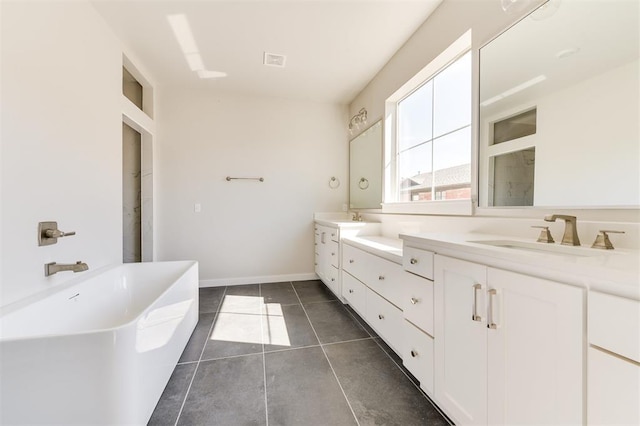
top-left (381, 200), bottom-right (473, 216)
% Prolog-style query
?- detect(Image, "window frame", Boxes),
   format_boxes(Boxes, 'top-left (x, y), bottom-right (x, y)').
top-left (383, 30), bottom-right (474, 216)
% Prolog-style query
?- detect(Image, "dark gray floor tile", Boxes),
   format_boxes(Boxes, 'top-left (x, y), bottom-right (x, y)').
top-left (263, 304), bottom-right (319, 352)
top-left (148, 363), bottom-right (196, 426)
top-left (179, 313), bottom-right (215, 363)
top-left (303, 301), bottom-right (369, 344)
top-left (265, 347), bottom-right (357, 426)
top-left (225, 283), bottom-right (260, 296)
top-left (199, 287), bottom-right (226, 314)
top-left (373, 337), bottom-right (420, 388)
top-left (178, 355), bottom-right (266, 426)
top-left (324, 339), bottom-right (448, 426)
top-left (260, 282), bottom-right (299, 306)
top-left (344, 304), bottom-right (379, 338)
top-left (292, 280), bottom-right (338, 304)
top-left (201, 312), bottom-right (263, 360)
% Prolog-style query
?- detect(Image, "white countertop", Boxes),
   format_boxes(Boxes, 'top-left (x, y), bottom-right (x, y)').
top-left (400, 232), bottom-right (640, 300)
top-left (342, 236), bottom-right (403, 264)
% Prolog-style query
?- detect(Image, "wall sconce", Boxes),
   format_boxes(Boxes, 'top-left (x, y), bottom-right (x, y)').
top-left (348, 108), bottom-right (368, 134)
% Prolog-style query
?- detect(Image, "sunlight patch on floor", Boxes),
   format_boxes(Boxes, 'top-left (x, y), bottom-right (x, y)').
top-left (210, 295), bottom-right (291, 347)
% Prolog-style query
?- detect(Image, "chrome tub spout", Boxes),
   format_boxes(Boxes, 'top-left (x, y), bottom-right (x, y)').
top-left (45, 261), bottom-right (89, 277)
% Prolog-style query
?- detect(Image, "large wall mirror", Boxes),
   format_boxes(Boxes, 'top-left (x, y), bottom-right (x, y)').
top-left (478, 0), bottom-right (639, 208)
top-left (350, 120), bottom-right (382, 209)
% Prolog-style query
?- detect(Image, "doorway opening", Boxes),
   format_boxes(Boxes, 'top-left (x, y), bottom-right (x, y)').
top-left (123, 122), bottom-right (142, 263)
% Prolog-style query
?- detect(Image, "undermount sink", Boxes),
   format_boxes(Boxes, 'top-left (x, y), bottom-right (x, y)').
top-left (468, 240), bottom-right (611, 257)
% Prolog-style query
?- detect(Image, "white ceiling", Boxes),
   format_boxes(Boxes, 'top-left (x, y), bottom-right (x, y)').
top-left (91, 0), bottom-right (443, 104)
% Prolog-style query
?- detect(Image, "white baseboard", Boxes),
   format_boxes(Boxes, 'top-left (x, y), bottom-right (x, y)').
top-left (199, 272), bottom-right (319, 288)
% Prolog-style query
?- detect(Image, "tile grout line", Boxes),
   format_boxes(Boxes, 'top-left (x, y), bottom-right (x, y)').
top-left (259, 283), bottom-right (269, 426)
top-left (291, 283), bottom-right (362, 426)
top-left (173, 286), bottom-right (228, 426)
top-left (367, 330), bottom-right (455, 425)
top-left (340, 296), bottom-right (453, 425)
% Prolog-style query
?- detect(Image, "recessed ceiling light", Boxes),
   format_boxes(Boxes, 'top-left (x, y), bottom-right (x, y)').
top-left (263, 52), bottom-right (287, 68)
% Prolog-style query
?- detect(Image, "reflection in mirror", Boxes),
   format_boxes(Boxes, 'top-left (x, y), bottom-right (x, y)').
top-left (479, 0), bottom-right (639, 208)
top-left (350, 120), bottom-right (382, 209)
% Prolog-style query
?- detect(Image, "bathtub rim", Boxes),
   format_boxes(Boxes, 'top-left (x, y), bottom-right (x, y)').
top-left (0, 260), bottom-right (198, 343)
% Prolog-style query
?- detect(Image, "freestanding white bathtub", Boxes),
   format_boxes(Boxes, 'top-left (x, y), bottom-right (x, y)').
top-left (0, 260), bottom-right (199, 425)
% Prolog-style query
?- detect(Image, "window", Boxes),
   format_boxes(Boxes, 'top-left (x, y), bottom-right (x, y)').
top-left (384, 34), bottom-right (472, 214)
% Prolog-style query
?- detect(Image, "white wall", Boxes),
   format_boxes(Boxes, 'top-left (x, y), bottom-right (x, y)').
top-left (1, 1), bottom-right (124, 308)
top-left (156, 89), bottom-right (348, 285)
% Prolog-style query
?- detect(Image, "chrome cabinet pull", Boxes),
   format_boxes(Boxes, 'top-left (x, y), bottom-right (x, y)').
top-left (487, 289), bottom-right (499, 329)
top-left (378, 314), bottom-right (384, 320)
top-left (378, 275), bottom-right (385, 280)
top-left (472, 283), bottom-right (482, 322)
top-left (410, 258), bottom-right (418, 265)
top-left (349, 289), bottom-right (354, 294)
top-left (331, 278), bottom-right (335, 282)
top-left (349, 259), bottom-right (354, 264)
top-left (331, 252), bottom-right (335, 256)
top-left (410, 350), bottom-right (418, 358)
top-left (321, 232), bottom-right (326, 244)
top-left (410, 297), bottom-right (419, 305)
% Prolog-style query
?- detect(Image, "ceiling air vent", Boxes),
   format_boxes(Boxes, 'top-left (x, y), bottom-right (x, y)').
top-left (263, 52), bottom-right (287, 68)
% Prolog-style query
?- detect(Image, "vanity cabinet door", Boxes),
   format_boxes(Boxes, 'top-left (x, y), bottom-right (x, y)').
top-left (435, 256), bottom-right (584, 426)
top-left (434, 255), bottom-right (488, 426)
top-left (486, 268), bottom-right (583, 426)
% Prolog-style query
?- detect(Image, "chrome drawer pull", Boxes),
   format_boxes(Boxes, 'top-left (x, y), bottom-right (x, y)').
top-left (488, 289), bottom-right (499, 329)
top-left (410, 350), bottom-right (418, 358)
top-left (410, 297), bottom-right (419, 305)
top-left (378, 314), bottom-right (384, 320)
top-left (410, 258), bottom-right (418, 265)
top-left (349, 289), bottom-right (354, 294)
top-left (331, 252), bottom-right (335, 256)
top-left (378, 275), bottom-right (385, 280)
top-left (349, 259), bottom-right (354, 263)
top-left (472, 283), bottom-right (482, 322)
top-left (331, 278), bottom-right (335, 282)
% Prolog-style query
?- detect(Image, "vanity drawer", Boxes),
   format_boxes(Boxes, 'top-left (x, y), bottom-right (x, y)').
top-left (342, 271), bottom-right (366, 316)
top-left (329, 240), bottom-right (339, 268)
top-left (403, 319), bottom-right (434, 396)
top-left (366, 288), bottom-right (403, 353)
top-left (325, 265), bottom-right (340, 297)
top-left (402, 273), bottom-right (434, 336)
top-left (589, 291), bottom-right (640, 362)
top-left (342, 243), bottom-right (371, 282)
top-left (403, 246), bottom-right (434, 280)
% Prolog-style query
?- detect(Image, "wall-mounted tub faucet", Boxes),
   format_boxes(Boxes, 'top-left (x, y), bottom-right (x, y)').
top-left (544, 214), bottom-right (580, 246)
top-left (45, 261), bottom-right (89, 277)
top-left (38, 221), bottom-right (76, 246)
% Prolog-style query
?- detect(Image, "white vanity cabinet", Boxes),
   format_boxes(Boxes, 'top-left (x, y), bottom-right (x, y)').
top-left (434, 255), bottom-right (583, 426)
top-left (314, 223), bottom-right (340, 297)
top-left (587, 291), bottom-right (640, 425)
top-left (341, 240), bottom-right (405, 353)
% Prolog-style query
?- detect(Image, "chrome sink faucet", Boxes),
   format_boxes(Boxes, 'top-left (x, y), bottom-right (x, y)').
top-left (544, 214), bottom-right (580, 246)
top-left (45, 261), bottom-right (89, 277)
